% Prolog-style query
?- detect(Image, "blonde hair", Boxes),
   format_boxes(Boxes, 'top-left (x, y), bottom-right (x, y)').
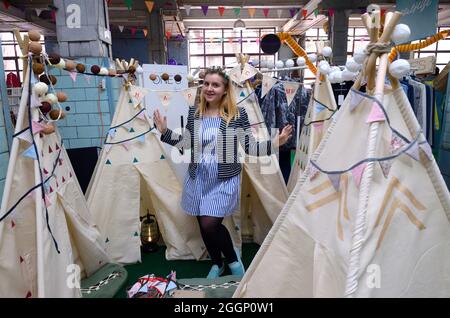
top-left (196, 67), bottom-right (239, 125)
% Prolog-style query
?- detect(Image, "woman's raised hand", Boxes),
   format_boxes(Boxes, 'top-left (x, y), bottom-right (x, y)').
top-left (153, 109), bottom-right (168, 134)
top-left (277, 124), bottom-right (293, 147)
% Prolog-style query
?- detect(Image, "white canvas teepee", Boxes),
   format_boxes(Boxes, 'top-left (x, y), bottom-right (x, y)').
top-left (234, 12), bottom-right (450, 298)
top-left (86, 76), bottom-right (205, 264)
top-left (87, 59), bottom-right (289, 264)
top-left (229, 58), bottom-right (289, 245)
top-left (287, 72), bottom-right (337, 193)
top-left (0, 58), bottom-right (109, 298)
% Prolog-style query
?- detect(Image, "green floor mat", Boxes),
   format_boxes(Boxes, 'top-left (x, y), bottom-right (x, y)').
top-left (81, 263), bottom-right (128, 298)
top-left (175, 275), bottom-right (242, 298)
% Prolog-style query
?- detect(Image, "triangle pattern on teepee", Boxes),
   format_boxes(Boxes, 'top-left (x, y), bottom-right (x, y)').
top-left (235, 19), bottom-right (450, 297)
top-left (0, 57), bottom-right (110, 298)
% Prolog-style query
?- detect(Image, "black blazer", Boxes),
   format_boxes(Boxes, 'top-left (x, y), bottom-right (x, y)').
top-left (160, 106), bottom-right (273, 180)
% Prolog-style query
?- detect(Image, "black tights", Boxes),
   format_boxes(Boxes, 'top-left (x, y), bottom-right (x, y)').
top-left (197, 216), bottom-right (237, 267)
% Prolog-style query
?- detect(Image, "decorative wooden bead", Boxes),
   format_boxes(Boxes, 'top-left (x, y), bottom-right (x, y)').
top-left (76, 63), bottom-right (86, 73)
top-left (161, 73), bottom-right (169, 81)
top-left (39, 101), bottom-right (52, 114)
top-left (64, 60), bottom-right (76, 71)
top-left (32, 63), bottom-right (45, 75)
top-left (29, 42), bottom-right (42, 55)
top-left (91, 65), bottom-right (100, 74)
top-left (49, 109), bottom-right (66, 120)
top-left (48, 53), bottom-right (61, 65)
top-left (56, 92), bottom-right (68, 102)
top-left (149, 74), bottom-right (157, 81)
top-left (28, 30), bottom-right (42, 42)
top-left (174, 74), bottom-right (182, 82)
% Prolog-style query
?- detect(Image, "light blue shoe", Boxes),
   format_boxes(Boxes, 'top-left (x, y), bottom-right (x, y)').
top-left (206, 264), bottom-right (224, 279)
top-left (229, 248), bottom-right (245, 277)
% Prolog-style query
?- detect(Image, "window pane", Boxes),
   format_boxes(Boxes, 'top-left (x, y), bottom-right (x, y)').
top-left (318, 29), bottom-right (327, 37)
top-left (305, 39), bottom-right (316, 53)
top-left (190, 42), bottom-right (204, 54)
top-left (205, 30), bottom-right (222, 38)
top-left (354, 39), bottom-right (370, 51)
top-left (418, 52), bottom-right (436, 58)
top-left (223, 29), bottom-right (235, 39)
top-left (205, 56), bottom-right (222, 67)
top-left (224, 41), bottom-right (240, 54)
top-left (305, 29), bottom-right (317, 37)
top-left (242, 41), bottom-right (259, 54)
top-left (3, 60), bottom-right (16, 70)
top-left (354, 28), bottom-right (368, 36)
top-left (347, 38), bottom-right (355, 53)
top-left (436, 52), bottom-right (450, 64)
top-left (417, 41), bottom-right (436, 51)
top-left (224, 56), bottom-right (238, 69)
top-left (189, 29), bottom-right (203, 39)
top-left (243, 29), bottom-right (259, 37)
top-left (190, 56), bottom-right (204, 68)
top-left (260, 55), bottom-right (275, 69)
top-left (260, 29), bottom-right (273, 37)
top-left (2, 45), bottom-right (16, 57)
top-left (205, 42), bottom-right (222, 54)
top-left (437, 39), bottom-right (450, 50)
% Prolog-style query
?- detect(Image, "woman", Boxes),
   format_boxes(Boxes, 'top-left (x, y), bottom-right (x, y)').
top-left (153, 66), bottom-right (292, 279)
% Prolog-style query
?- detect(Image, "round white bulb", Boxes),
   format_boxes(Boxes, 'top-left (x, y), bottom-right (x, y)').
top-left (187, 74), bottom-right (194, 82)
top-left (333, 71), bottom-right (343, 83)
top-left (266, 60), bottom-right (275, 69)
top-left (341, 69), bottom-right (357, 81)
top-left (328, 72), bottom-right (337, 83)
top-left (330, 66), bottom-right (341, 74)
top-left (296, 57), bottom-right (306, 66)
top-left (285, 59), bottom-right (295, 68)
top-left (389, 59), bottom-right (410, 79)
top-left (99, 67), bottom-right (109, 76)
top-left (45, 93), bottom-right (58, 105)
top-left (34, 82), bottom-right (48, 96)
top-left (307, 54), bottom-right (317, 63)
top-left (346, 57), bottom-right (361, 73)
top-left (353, 47), bottom-right (367, 64)
top-left (322, 46), bottom-right (332, 57)
top-left (275, 60), bottom-right (284, 69)
top-left (55, 59), bottom-right (65, 69)
top-left (318, 61), bottom-right (331, 74)
top-left (391, 24), bottom-right (411, 44)
top-left (136, 65), bottom-right (144, 74)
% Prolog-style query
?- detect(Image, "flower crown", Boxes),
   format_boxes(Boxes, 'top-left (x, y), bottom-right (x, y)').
top-left (206, 66), bottom-right (229, 80)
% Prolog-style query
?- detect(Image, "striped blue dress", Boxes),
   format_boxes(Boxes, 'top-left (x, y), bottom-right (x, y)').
top-left (181, 117), bottom-right (240, 217)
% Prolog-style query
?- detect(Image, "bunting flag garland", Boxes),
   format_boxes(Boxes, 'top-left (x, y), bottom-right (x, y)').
top-left (312, 121), bottom-right (324, 131)
top-left (233, 8), bottom-right (241, 17)
top-left (137, 111), bottom-right (146, 121)
top-left (118, 25), bottom-right (124, 33)
top-left (240, 63), bottom-right (258, 82)
top-left (184, 5), bottom-right (191, 16)
top-left (218, 6), bottom-right (225, 16)
top-left (145, 1), bottom-right (154, 13)
top-left (248, 8), bottom-right (256, 18)
top-left (129, 85), bottom-right (149, 108)
top-left (289, 8), bottom-right (297, 18)
top-left (263, 8), bottom-right (270, 18)
top-left (419, 142), bottom-right (433, 161)
top-left (349, 90), bottom-right (365, 112)
top-left (35, 8), bottom-right (44, 16)
top-left (328, 8), bottom-right (335, 17)
top-left (351, 162), bottom-right (367, 188)
top-left (201, 5), bottom-right (208, 16)
top-left (157, 91), bottom-right (173, 111)
top-left (366, 102), bottom-right (386, 123)
top-left (390, 133), bottom-right (405, 153)
top-left (314, 101), bottom-right (327, 114)
top-left (379, 160), bottom-right (393, 178)
top-left (130, 27), bottom-right (137, 36)
top-left (302, 9), bottom-right (308, 19)
top-left (405, 141), bottom-right (420, 162)
top-left (182, 87), bottom-right (198, 106)
top-left (31, 121), bottom-right (46, 134)
top-left (282, 81), bottom-right (300, 106)
top-left (122, 141), bottom-right (130, 150)
top-left (125, 0), bottom-right (133, 11)
top-left (22, 145), bottom-right (38, 160)
top-left (309, 165), bottom-right (320, 180)
top-left (228, 65), bottom-right (242, 84)
top-left (108, 128), bottom-right (116, 139)
top-left (106, 159), bottom-right (112, 165)
top-left (84, 74), bottom-right (91, 84)
top-left (314, 8), bottom-right (319, 17)
top-left (328, 173), bottom-right (341, 192)
top-left (104, 144), bottom-right (112, 153)
top-left (137, 135), bottom-right (145, 143)
top-left (143, 29), bottom-right (148, 37)
top-left (261, 75), bottom-right (277, 98)
top-left (277, 9), bottom-right (283, 18)
top-left (69, 71), bottom-right (78, 82)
